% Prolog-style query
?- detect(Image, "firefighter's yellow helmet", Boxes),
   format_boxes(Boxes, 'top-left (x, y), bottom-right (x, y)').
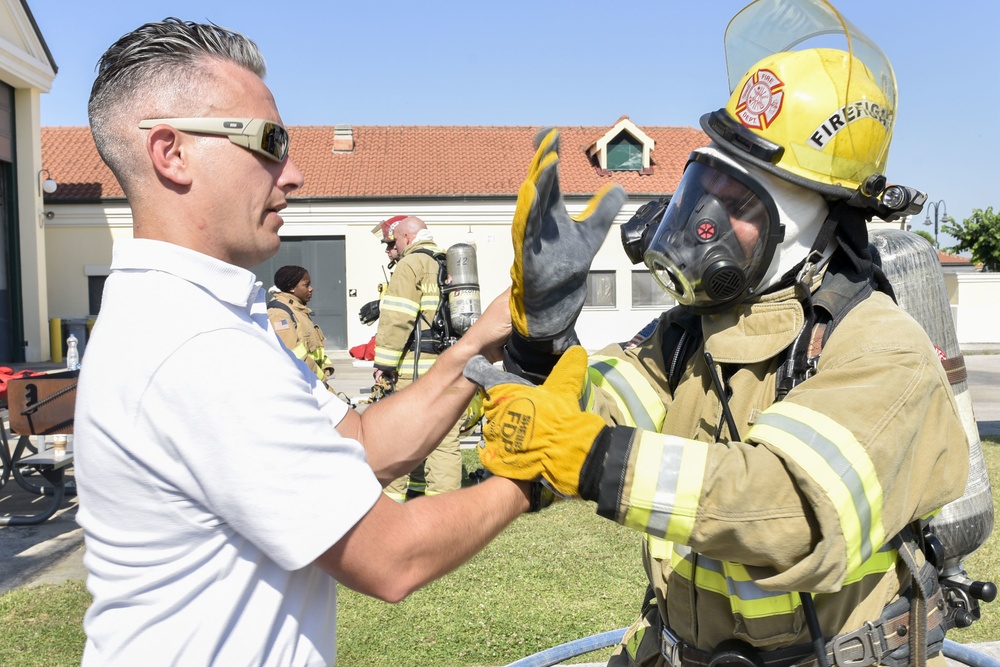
top-left (703, 47), bottom-right (893, 199)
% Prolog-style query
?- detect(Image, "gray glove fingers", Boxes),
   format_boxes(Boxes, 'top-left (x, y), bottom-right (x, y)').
top-left (533, 138), bottom-right (564, 243)
top-left (532, 126), bottom-right (557, 150)
top-left (573, 184), bottom-right (628, 255)
top-left (463, 355), bottom-right (535, 391)
top-left (522, 137), bottom-right (562, 251)
top-left (536, 161), bottom-right (564, 240)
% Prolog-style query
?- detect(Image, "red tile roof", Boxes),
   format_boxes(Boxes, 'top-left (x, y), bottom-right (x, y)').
top-left (42, 123), bottom-right (709, 201)
top-left (938, 250), bottom-right (974, 265)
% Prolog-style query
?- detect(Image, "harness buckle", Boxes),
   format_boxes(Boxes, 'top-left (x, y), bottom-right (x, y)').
top-left (831, 620), bottom-right (884, 667)
top-left (661, 626), bottom-right (684, 667)
top-left (795, 250), bottom-right (824, 287)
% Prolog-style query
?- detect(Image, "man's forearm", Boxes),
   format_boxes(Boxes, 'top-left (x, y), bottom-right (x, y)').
top-left (317, 477), bottom-right (531, 602)
top-left (360, 335), bottom-right (483, 479)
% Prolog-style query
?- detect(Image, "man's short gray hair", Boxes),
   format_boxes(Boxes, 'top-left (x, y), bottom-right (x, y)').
top-left (88, 18), bottom-right (267, 190)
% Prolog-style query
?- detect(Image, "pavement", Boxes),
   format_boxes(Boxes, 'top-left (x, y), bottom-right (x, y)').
top-left (3, 347), bottom-right (1000, 665)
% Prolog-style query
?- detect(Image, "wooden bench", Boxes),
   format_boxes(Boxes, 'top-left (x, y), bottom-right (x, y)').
top-left (0, 369), bottom-right (78, 526)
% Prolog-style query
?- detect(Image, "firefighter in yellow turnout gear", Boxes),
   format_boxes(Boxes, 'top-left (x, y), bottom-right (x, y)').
top-left (464, 2), bottom-right (972, 665)
top-left (267, 265), bottom-right (335, 387)
top-left (373, 215), bottom-right (463, 499)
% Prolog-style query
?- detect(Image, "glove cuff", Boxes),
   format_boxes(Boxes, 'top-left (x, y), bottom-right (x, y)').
top-left (579, 426), bottom-right (634, 503)
top-left (528, 481), bottom-right (556, 512)
top-left (503, 329), bottom-right (580, 384)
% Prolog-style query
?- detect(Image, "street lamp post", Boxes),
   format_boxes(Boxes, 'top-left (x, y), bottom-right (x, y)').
top-left (924, 199), bottom-right (947, 248)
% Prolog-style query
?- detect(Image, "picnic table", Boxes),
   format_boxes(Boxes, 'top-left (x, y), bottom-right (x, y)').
top-left (0, 369), bottom-right (77, 526)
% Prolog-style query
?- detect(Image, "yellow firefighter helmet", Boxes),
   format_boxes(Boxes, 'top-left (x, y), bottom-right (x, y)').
top-left (702, 0), bottom-right (898, 201)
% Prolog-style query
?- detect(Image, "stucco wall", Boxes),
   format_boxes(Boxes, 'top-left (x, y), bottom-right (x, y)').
top-left (41, 200), bottom-right (1000, 354)
top-left (43, 203), bottom-right (132, 319)
top-left (945, 272), bottom-right (1000, 345)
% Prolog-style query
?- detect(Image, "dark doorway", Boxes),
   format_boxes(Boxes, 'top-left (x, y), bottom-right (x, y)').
top-left (0, 81), bottom-right (18, 362)
top-left (251, 237), bottom-right (348, 349)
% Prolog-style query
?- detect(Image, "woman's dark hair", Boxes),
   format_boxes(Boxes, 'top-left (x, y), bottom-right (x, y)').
top-left (274, 265), bottom-right (307, 293)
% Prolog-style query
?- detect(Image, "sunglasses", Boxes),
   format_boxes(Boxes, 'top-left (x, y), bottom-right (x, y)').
top-left (138, 118), bottom-right (289, 162)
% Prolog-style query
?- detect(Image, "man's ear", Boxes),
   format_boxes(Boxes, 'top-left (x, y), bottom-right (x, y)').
top-left (145, 125), bottom-right (193, 186)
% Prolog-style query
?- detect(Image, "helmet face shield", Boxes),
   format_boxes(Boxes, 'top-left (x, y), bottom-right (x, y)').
top-left (724, 0), bottom-right (895, 108)
top-left (644, 152), bottom-right (784, 312)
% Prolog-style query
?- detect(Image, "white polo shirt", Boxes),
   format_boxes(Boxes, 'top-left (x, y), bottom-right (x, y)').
top-left (75, 239), bottom-right (382, 666)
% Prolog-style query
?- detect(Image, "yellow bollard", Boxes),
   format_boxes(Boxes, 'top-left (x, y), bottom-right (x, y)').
top-left (49, 317), bottom-right (63, 364)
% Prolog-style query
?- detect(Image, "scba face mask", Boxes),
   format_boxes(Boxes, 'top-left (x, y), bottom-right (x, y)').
top-left (644, 151), bottom-right (784, 312)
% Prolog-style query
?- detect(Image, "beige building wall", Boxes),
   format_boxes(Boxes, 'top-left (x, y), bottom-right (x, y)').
top-left (42, 199), bottom-right (1000, 352)
top-left (43, 203), bottom-right (132, 319)
top-left (945, 272), bottom-right (1000, 345)
top-left (45, 198), bottom-right (656, 352)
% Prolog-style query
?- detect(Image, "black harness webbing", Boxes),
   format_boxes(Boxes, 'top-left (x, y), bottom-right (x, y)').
top-left (267, 299), bottom-right (297, 327)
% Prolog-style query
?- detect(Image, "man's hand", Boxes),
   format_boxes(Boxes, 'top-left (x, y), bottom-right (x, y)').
top-left (511, 128), bottom-right (626, 353)
top-left (373, 368), bottom-right (397, 385)
top-left (463, 346), bottom-right (608, 497)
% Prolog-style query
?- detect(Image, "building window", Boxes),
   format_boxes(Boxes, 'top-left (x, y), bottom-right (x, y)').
top-left (631, 270), bottom-right (675, 308)
top-left (85, 265), bottom-right (113, 315)
top-left (584, 271), bottom-right (616, 308)
top-left (606, 134), bottom-right (642, 171)
top-left (88, 276), bottom-right (108, 315)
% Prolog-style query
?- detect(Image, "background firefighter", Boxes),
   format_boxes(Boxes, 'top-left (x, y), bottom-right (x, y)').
top-left (373, 215), bottom-right (464, 499)
top-left (267, 265), bottom-right (336, 387)
top-left (464, 1), bottom-right (975, 665)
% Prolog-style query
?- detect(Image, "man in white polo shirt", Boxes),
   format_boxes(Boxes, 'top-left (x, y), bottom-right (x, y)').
top-left (76, 17), bottom-right (532, 666)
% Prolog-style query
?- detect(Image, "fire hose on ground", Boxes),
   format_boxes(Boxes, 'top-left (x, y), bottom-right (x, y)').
top-left (502, 629), bottom-right (1000, 667)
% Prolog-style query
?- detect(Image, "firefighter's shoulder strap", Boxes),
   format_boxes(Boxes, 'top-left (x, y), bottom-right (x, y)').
top-left (408, 247), bottom-right (449, 296)
top-left (408, 247), bottom-right (447, 268)
top-left (775, 255), bottom-right (880, 399)
top-left (267, 298), bottom-right (297, 327)
top-left (408, 247), bottom-right (453, 342)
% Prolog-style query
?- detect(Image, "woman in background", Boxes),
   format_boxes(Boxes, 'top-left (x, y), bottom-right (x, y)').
top-left (267, 265), bottom-right (336, 386)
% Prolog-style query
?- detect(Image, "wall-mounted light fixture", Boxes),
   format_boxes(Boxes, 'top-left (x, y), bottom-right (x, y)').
top-left (38, 168), bottom-right (58, 195)
top-left (38, 169), bottom-right (59, 228)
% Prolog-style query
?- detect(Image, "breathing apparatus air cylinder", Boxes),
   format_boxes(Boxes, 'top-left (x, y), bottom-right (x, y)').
top-left (869, 229), bottom-right (994, 576)
top-left (445, 243), bottom-right (481, 335)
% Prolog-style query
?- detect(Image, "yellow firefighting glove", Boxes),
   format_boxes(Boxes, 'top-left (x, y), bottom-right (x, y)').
top-left (464, 346), bottom-right (611, 498)
top-left (510, 128), bottom-right (626, 354)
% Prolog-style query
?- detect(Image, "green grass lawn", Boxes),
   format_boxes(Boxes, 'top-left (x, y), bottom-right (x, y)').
top-left (0, 579), bottom-right (89, 667)
top-left (3, 441), bottom-right (999, 666)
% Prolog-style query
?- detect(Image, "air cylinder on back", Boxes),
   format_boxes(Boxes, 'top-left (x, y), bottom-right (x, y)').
top-left (869, 229), bottom-right (993, 575)
top-left (445, 243), bottom-right (481, 335)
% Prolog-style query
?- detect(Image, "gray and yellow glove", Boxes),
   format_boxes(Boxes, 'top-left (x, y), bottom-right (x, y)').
top-left (509, 129), bottom-right (626, 362)
top-left (464, 346), bottom-right (629, 500)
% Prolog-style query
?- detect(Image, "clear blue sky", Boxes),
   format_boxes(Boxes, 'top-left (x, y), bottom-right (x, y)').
top-left (29, 0), bottom-right (998, 248)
